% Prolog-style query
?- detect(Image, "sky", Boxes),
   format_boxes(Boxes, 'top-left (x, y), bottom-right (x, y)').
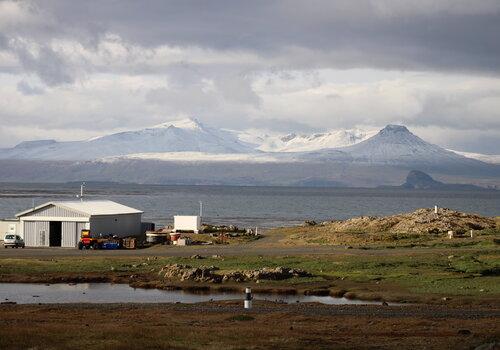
top-left (0, 0), bottom-right (499, 154)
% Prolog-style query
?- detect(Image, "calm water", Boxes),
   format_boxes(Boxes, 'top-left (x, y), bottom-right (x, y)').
top-left (0, 283), bottom-right (381, 305)
top-left (0, 182), bottom-right (498, 228)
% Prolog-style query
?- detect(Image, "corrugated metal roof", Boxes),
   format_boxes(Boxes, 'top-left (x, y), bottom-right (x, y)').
top-left (16, 200), bottom-right (143, 217)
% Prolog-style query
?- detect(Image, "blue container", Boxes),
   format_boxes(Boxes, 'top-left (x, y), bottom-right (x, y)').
top-left (102, 242), bottom-right (120, 250)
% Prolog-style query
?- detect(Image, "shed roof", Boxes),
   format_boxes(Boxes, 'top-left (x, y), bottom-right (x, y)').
top-left (16, 200), bottom-right (143, 217)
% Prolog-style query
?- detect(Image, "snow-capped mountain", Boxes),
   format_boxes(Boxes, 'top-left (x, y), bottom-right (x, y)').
top-left (333, 125), bottom-right (477, 166)
top-left (0, 118), bottom-right (255, 160)
top-left (0, 120), bottom-right (498, 187)
top-left (0, 118), bottom-right (497, 170)
top-left (235, 128), bottom-right (377, 152)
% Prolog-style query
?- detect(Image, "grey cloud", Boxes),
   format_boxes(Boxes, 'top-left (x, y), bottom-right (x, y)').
top-left (13, 44), bottom-right (76, 86)
top-left (145, 86), bottom-right (218, 117)
top-left (17, 80), bottom-right (45, 95)
top-left (14, 0), bottom-right (496, 74)
top-left (409, 89), bottom-right (500, 131)
top-left (1, 0), bottom-right (499, 153)
top-left (215, 74), bottom-right (261, 107)
top-left (244, 118), bottom-right (320, 134)
top-left (448, 133), bottom-right (500, 154)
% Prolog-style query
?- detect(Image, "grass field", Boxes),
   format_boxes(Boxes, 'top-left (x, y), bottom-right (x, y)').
top-left (1, 247), bottom-right (499, 304)
top-left (2, 214), bottom-right (498, 349)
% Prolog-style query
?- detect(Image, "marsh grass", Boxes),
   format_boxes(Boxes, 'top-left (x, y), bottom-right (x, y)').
top-left (1, 249), bottom-right (498, 297)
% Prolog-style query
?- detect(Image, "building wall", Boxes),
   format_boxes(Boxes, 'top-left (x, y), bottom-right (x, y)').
top-left (21, 219), bottom-right (89, 247)
top-left (23, 221), bottom-right (49, 247)
top-left (30, 205), bottom-right (87, 218)
top-left (0, 220), bottom-right (19, 239)
top-left (174, 216), bottom-right (201, 233)
top-left (18, 204), bottom-right (91, 246)
top-left (17, 204), bottom-right (141, 247)
top-left (90, 213), bottom-right (142, 237)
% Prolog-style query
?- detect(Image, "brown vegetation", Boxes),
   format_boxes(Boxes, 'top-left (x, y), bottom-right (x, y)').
top-left (273, 208), bottom-right (499, 246)
top-left (1, 302), bottom-right (498, 350)
top-left (324, 208), bottom-right (496, 234)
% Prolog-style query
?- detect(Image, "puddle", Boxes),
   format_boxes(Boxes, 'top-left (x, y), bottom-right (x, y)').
top-left (0, 283), bottom-right (388, 305)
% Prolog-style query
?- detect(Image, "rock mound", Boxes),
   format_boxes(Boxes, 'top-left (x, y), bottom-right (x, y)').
top-left (159, 264), bottom-right (221, 283)
top-left (159, 264), bottom-right (312, 283)
top-left (326, 208), bottom-right (496, 234)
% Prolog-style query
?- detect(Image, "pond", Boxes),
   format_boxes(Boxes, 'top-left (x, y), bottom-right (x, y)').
top-left (0, 283), bottom-right (386, 305)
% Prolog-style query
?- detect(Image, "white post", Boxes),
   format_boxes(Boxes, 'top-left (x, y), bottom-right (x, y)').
top-left (80, 182), bottom-right (86, 202)
top-left (470, 230), bottom-right (474, 238)
top-left (434, 205), bottom-right (438, 214)
top-left (244, 287), bottom-right (252, 309)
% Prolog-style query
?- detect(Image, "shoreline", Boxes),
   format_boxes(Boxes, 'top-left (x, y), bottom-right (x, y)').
top-left (1, 274), bottom-right (498, 308)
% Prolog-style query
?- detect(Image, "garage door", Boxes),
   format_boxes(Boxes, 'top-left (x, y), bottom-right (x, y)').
top-left (23, 221), bottom-right (49, 247)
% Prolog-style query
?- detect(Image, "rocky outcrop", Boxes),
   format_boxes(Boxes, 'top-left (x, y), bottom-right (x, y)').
top-left (325, 208), bottom-right (496, 234)
top-left (158, 264), bottom-right (312, 283)
top-left (402, 170), bottom-right (444, 189)
top-left (159, 264), bottom-right (221, 283)
top-left (401, 170), bottom-right (487, 190)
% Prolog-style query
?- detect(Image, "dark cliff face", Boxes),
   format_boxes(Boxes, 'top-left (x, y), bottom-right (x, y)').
top-left (402, 170), bottom-right (443, 189)
top-left (401, 170), bottom-right (488, 190)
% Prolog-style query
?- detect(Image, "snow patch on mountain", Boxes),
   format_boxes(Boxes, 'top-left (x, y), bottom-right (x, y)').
top-left (100, 151), bottom-right (290, 163)
top-left (449, 150), bottom-right (500, 164)
top-left (152, 118), bottom-right (203, 130)
top-left (233, 128), bottom-right (376, 152)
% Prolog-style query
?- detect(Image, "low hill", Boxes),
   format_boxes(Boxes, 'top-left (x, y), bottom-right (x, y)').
top-left (272, 208), bottom-right (498, 247)
top-left (324, 208), bottom-right (496, 234)
top-left (400, 170), bottom-right (489, 190)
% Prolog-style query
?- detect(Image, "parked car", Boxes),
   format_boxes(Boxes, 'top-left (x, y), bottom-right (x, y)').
top-left (3, 234), bottom-right (25, 248)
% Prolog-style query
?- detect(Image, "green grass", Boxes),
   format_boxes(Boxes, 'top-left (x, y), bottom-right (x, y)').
top-left (1, 249), bottom-right (499, 297)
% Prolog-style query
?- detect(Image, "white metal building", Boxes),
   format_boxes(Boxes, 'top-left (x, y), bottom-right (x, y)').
top-left (16, 200), bottom-right (143, 247)
top-left (174, 215), bottom-right (201, 233)
top-left (0, 219), bottom-right (19, 238)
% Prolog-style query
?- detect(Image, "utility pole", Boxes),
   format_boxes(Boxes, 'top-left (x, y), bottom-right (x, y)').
top-left (199, 201), bottom-right (203, 218)
top-left (78, 182), bottom-right (86, 201)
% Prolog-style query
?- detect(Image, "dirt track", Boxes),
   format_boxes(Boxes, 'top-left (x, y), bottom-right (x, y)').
top-left (0, 245), bottom-right (405, 257)
top-left (0, 232), bottom-right (455, 258)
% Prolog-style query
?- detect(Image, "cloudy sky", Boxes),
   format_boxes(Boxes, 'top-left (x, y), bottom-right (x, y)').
top-left (1, 0), bottom-right (499, 153)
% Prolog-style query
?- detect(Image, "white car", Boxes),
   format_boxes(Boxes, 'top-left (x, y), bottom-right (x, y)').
top-left (3, 234), bottom-right (25, 248)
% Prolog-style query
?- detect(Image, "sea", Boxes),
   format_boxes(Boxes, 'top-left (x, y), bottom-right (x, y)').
top-left (0, 183), bottom-right (498, 228)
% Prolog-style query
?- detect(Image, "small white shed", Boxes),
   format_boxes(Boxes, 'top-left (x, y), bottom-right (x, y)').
top-left (174, 215), bottom-right (201, 233)
top-left (0, 219), bottom-right (19, 238)
top-left (16, 200), bottom-right (143, 247)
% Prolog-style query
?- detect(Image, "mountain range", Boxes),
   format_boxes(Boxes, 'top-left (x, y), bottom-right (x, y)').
top-left (0, 118), bottom-right (498, 188)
